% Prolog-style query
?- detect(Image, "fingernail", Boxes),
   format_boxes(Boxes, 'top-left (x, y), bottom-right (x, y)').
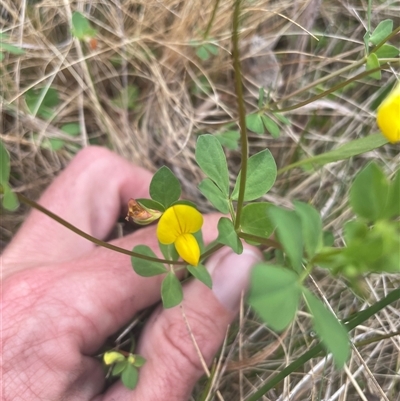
top-left (208, 248), bottom-right (262, 312)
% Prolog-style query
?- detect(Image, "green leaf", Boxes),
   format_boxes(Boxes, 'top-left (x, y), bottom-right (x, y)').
top-left (240, 202), bottom-right (275, 239)
top-left (268, 207), bottom-right (303, 272)
top-left (136, 198), bottom-right (165, 212)
top-left (366, 53), bottom-right (381, 80)
top-left (161, 272), bottom-right (183, 308)
top-left (217, 217), bottom-right (243, 254)
top-left (214, 130), bottom-right (240, 150)
top-left (0, 42), bottom-right (25, 55)
top-left (0, 140), bottom-right (10, 184)
top-left (48, 138), bottom-right (65, 151)
top-left (111, 85), bottom-right (139, 109)
top-left (385, 170), bottom-right (400, 219)
top-left (349, 162), bottom-right (389, 221)
top-left (0, 52), bottom-right (4, 62)
top-left (121, 364), bottom-right (139, 390)
top-left (25, 87), bottom-right (59, 119)
top-left (61, 123), bottom-right (80, 136)
top-left (149, 166), bottom-right (181, 208)
top-left (71, 11), bottom-right (97, 40)
top-left (374, 44), bottom-right (400, 59)
top-left (158, 242), bottom-right (179, 261)
top-left (302, 288), bottom-right (350, 368)
top-left (261, 115), bottom-right (280, 138)
top-left (187, 264), bottom-right (212, 289)
top-left (204, 43), bottom-right (218, 55)
top-left (112, 360), bottom-right (127, 376)
top-left (369, 19), bottom-right (393, 46)
top-left (2, 182), bottom-right (19, 211)
top-left (294, 201), bottom-right (323, 258)
top-left (198, 178), bottom-right (229, 213)
top-left (279, 134), bottom-right (388, 174)
top-left (195, 135), bottom-right (230, 196)
top-left (231, 149), bottom-right (277, 201)
top-left (193, 229), bottom-right (205, 255)
top-left (274, 113), bottom-right (291, 125)
top-left (131, 245), bottom-right (167, 276)
top-left (132, 355), bottom-right (146, 367)
top-left (196, 45), bottom-right (210, 61)
top-left (246, 113), bottom-right (264, 134)
top-left (248, 264), bottom-right (301, 331)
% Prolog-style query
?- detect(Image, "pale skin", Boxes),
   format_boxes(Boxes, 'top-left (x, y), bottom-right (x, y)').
top-left (1, 147), bottom-right (260, 401)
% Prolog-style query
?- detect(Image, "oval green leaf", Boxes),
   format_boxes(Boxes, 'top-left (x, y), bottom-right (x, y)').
top-left (187, 263), bottom-right (212, 289)
top-left (161, 272), bottom-right (183, 308)
top-left (121, 364), bottom-right (139, 390)
top-left (216, 217), bottom-right (243, 254)
top-left (349, 162), bottom-right (389, 221)
top-left (248, 264), bottom-right (301, 331)
top-left (246, 113), bottom-right (264, 134)
top-left (231, 149), bottom-right (277, 201)
top-left (240, 202), bottom-right (275, 239)
top-left (195, 135), bottom-right (230, 196)
top-left (149, 166), bottom-right (181, 208)
top-left (303, 288), bottom-right (350, 368)
top-left (294, 201), bottom-right (323, 258)
top-left (131, 245), bottom-right (167, 277)
top-left (198, 178), bottom-right (230, 213)
top-left (261, 115), bottom-right (280, 138)
top-left (268, 206), bottom-right (303, 272)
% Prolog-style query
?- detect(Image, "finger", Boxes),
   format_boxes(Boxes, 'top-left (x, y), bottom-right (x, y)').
top-left (3, 146), bottom-right (152, 270)
top-left (101, 246), bottom-right (262, 401)
top-left (3, 214), bottom-right (222, 356)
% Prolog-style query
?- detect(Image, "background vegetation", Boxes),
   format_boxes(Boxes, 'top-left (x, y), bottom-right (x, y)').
top-left (1, 0), bottom-right (399, 400)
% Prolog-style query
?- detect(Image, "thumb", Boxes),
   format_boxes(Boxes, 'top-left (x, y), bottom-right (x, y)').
top-left (101, 246), bottom-right (261, 401)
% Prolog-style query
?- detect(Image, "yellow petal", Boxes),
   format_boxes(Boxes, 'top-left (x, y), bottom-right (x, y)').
top-left (157, 205), bottom-right (203, 244)
top-left (175, 233), bottom-right (201, 266)
top-left (377, 83), bottom-right (400, 143)
top-left (103, 351), bottom-right (125, 365)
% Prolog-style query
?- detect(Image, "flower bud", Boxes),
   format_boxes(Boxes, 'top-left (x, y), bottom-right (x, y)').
top-left (126, 199), bottom-right (162, 225)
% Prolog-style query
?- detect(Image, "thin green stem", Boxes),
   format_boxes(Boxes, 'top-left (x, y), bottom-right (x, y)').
top-left (203, 0), bottom-right (221, 39)
top-left (270, 62), bottom-right (389, 113)
top-left (16, 193), bottom-right (185, 265)
top-left (274, 58), bottom-right (366, 105)
top-left (237, 232), bottom-right (281, 249)
top-left (245, 287), bottom-right (400, 401)
top-left (232, 0), bottom-right (248, 230)
top-left (200, 242), bottom-right (225, 261)
top-left (369, 26), bottom-right (400, 55)
top-left (298, 261), bottom-right (314, 283)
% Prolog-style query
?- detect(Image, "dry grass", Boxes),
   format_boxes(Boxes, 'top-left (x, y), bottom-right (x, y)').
top-left (1, 0), bottom-right (399, 400)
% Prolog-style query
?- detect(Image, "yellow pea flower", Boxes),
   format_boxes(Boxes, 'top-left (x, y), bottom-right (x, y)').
top-left (156, 205), bottom-right (203, 266)
top-left (377, 82), bottom-right (400, 143)
top-left (103, 351), bottom-right (125, 365)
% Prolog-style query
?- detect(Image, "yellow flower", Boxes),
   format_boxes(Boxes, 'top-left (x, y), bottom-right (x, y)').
top-left (103, 351), bottom-right (125, 365)
top-left (377, 82), bottom-right (400, 143)
top-left (156, 205), bottom-right (203, 266)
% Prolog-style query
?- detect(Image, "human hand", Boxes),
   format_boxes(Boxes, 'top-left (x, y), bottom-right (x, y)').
top-left (2, 146), bottom-right (260, 401)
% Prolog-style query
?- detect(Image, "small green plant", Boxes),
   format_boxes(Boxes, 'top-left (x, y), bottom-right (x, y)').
top-left (1, 0), bottom-right (399, 395)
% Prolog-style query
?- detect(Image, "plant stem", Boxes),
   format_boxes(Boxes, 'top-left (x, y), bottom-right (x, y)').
top-left (245, 287), bottom-right (400, 401)
top-left (232, 0), bottom-right (248, 230)
top-left (16, 193), bottom-right (184, 265)
top-left (203, 0), bottom-right (221, 39)
top-left (270, 62), bottom-right (389, 113)
top-left (237, 232), bottom-right (281, 249)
